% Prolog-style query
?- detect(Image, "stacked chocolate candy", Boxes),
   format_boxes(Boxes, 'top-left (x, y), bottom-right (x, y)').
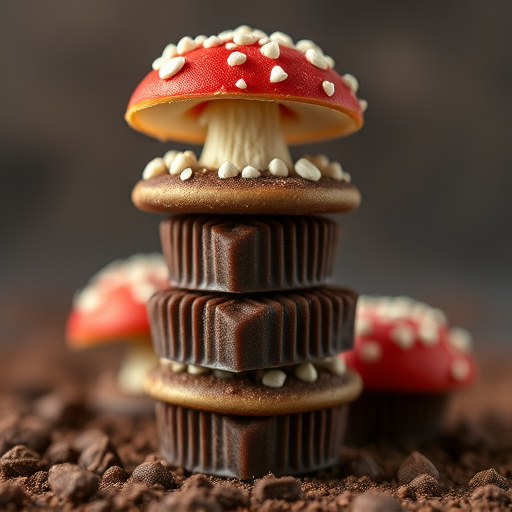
top-left (125, 26), bottom-right (367, 479)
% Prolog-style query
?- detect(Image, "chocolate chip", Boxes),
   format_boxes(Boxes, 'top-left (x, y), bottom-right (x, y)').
top-left (348, 454), bottom-right (381, 480)
top-left (1, 445), bottom-right (39, 461)
top-left (351, 491), bottom-right (402, 512)
top-left (132, 461), bottom-right (175, 489)
top-left (0, 416), bottom-right (51, 454)
top-left (33, 389), bottom-right (84, 426)
top-left (211, 483), bottom-right (249, 509)
top-left (471, 484), bottom-right (511, 503)
top-left (43, 441), bottom-right (79, 465)
top-left (78, 436), bottom-right (121, 476)
top-left (73, 429), bottom-right (109, 453)
top-left (253, 476), bottom-right (303, 503)
top-left (181, 473), bottom-right (214, 492)
top-left (408, 474), bottom-right (443, 497)
top-left (100, 465), bottom-right (129, 493)
top-left (398, 452), bottom-right (440, 484)
top-left (469, 468), bottom-right (509, 491)
top-left (0, 480), bottom-right (26, 507)
top-left (48, 463), bottom-right (99, 502)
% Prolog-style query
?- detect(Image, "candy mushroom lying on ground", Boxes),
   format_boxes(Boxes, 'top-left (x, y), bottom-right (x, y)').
top-left (341, 295), bottom-right (477, 445)
top-left (127, 25), bottom-right (367, 214)
top-left (66, 254), bottom-right (168, 412)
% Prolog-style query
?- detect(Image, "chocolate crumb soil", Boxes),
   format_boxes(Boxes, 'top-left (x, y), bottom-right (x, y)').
top-left (1, 319), bottom-right (511, 511)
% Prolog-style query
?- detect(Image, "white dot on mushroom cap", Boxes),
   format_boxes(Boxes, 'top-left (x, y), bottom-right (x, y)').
top-left (227, 52), bottom-right (247, 66)
top-left (270, 31), bottom-right (294, 47)
top-left (295, 362), bottom-right (318, 383)
top-left (142, 157), bottom-right (167, 180)
top-left (448, 327), bottom-right (473, 353)
top-left (390, 324), bottom-right (416, 349)
top-left (305, 48), bottom-right (328, 70)
top-left (342, 73), bottom-right (359, 93)
top-left (163, 150), bottom-right (179, 169)
top-left (74, 288), bottom-right (103, 312)
top-left (170, 151), bottom-right (197, 175)
top-left (324, 55), bottom-right (335, 69)
top-left (258, 37), bottom-right (270, 45)
top-left (296, 39), bottom-right (323, 54)
top-left (355, 316), bottom-right (373, 337)
top-left (194, 35), bottom-right (207, 46)
top-left (262, 369), bottom-right (287, 388)
top-left (359, 99), bottom-right (369, 112)
top-left (152, 56), bottom-right (167, 71)
top-left (359, 341), bottom-right (382, 363)
top-left (233, 33), bottom-right (257, 45)
top-left (260, 41), bottom-right (280, 59)
top-left (203, 35), bottom-right (223, 48)
top-left (268, 158), bottom-right (289, 177)
top-left (241, 166), bottom-right (261, 178)
top-left (130, 282), bottom-right (158, 304)
top-left (225, 42), bottom-right (237, 50)
top-left (162, 43), bottom-right (178, 59)
top-left (218, 161), bottom-right (239, 178)
top-left (270, 66), bottom-right (288, 83)
top-left (294, 158), bottom-right (321, 181)
top-left (235, 78), bottom-right (247, 89)
top-left (451, 359), bottom-right (471, 381)
top-left (177, 36), bottom-right (196, 54)
top-left (322, 81), bottom-right (335, 97)
top-left (180, 168), bottom-right (193, 181)
top-left (322, 161), bottom-right (344, 181)
top-left (218, 29), bottom-right (234, 41)
top-left (158, 56), bottom-right (186, 80)
top-left (418, 320), bottom-right (439, 346)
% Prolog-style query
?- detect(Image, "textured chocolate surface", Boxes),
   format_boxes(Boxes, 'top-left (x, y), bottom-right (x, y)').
top-left (156, 402), bottom-right (348, 479)
top-left (160, 214), bottom-right (339, 293)
top-left (148, 287), bottom-right (358, 372)
top-left (145, 367), bottom-right (362, 416)
top-left (132, 173), bottom-right (361, 215)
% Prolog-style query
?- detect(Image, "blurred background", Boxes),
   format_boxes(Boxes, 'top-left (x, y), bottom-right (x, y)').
top-left (0, 0), bottom-right (510, 350)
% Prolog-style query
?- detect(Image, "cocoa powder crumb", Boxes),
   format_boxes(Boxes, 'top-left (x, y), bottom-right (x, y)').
top-left (408, 474), bottom-right (443, 497)
top-left (48, 463), bottom-right (99, 502)
top-left (468, 468), bottom-right (510, 490)
top-left (471, 484), bottom-right (511, 503)
top-left (131, 461), bottom-right (175, 489)
top-left (351, 491), bottom-right (402, 512)
top-left (398, 452), bottom-right (440, 485)
top-left (253, 476), bottom-right (303, 503)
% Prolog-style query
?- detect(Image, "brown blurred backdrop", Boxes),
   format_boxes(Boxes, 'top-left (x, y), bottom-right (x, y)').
top-left (0, 1), bottom-right (511, 347)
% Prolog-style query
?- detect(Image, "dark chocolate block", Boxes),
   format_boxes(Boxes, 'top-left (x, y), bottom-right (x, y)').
top-left (160, 215), bottom-right (339, 293)
top-left (155, 402), bottom-right (348, 479)
top-left (148, 287), bottom-right (358, 372)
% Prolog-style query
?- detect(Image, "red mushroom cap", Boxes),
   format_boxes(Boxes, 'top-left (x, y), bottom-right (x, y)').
top-left (125, 28), bottom-right (365, 144)
top-left (341, 296), bottom-right (476, 393)
top-left (66, 254), bottom-right (168, 348)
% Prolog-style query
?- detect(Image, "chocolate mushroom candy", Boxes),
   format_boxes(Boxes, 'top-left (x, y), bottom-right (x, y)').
top-left (66, 254), bottom-right (168, 394)
top-left (125, 26), bottom-right (366, 175)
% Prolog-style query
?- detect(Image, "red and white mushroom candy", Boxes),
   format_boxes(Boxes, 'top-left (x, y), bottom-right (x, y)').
top-left (342, 296), bottom-right (476, 393)
top-left (66, 254), bottom-right (168, 393)
top-left (126, 26), bottom-right (367, 182)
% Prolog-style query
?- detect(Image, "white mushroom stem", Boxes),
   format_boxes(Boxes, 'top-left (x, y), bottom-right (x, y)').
top-left (199, 99), bottom-right (293, 171)
top-left (117, 341), bottom-right (158, 395)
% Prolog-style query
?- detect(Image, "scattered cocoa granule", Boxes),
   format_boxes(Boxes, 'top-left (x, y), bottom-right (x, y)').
top-left (468, 468), bottom-right (510, 490)
top-left (397, 451), bottom-right (440, 484)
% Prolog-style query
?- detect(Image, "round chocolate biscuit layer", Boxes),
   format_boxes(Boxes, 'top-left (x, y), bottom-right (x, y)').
top-left (148, 287), bottom-right (358, 372)
top-left (156, 402), bottom-right (348, 479)
top-left (145, 366), bottom-right (362, 416)
top-left (160, 214), bottom-right (339, 293)
top-left (132, 173), bottom-right (361, 215)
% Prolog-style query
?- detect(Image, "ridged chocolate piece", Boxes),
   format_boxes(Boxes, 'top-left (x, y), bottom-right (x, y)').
top-left (156, 402), bottom-right (348, 479)
top-left (160, 215), bottom-right (339, 293)
top-left (148, 287), bottom-right (358, 372)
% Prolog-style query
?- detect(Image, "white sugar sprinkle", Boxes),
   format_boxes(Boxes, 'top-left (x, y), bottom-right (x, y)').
top-left (295, 362), bottom-right (318, 383)
top-left (270, 31), bottom-right (293, 47)
top-left (180, 168), bottom-right (193, 181)
top-left (235, 78), bottom-right (247, 89)
top-left (203, 35), bottom-right (223, 48)
top-left (268, 158), bottom-right (289, 177)
top-left (270, 65), bottom-right (288, 83)
top-left (170, 361), bottom-right (187, 373)
top-left (241, 166), bottom-right (261, 178)
top-left (294, 158), bottom-right (321, 181)
top-left (305, 48), bottom-right (328, 70)
top-left (315, 357), bottom-right (346, 376)
top-left (343, 171), bottom-right (352, 183)
top-left (225, 42), bottom-right (237, 50)
top-left (159, 56), bottom-right (186, 79)
top-left (359, 99), bottom-right (369, 112)
top-left (142, 157), bottom-right (167, 180)
top-left (187, 365), bottom-right (209, 376)
top-left (212, 369), bottom-right (235, 379)
top-left (260, 41), bottom-right (280, 59)
top-left (227, 51), bottom-right (247, 66)
top-left (322, 161), bottom-right (344, 181)
top-left (177, 36), bottom-right (196, 54)
top-left (451, 359), bottom-right (471, 381)
top-left (342, 73), bottom-right (359, 93)
top-left (170, 151), bottom-right (197, 175)
top-left (233, 33), bottom-right (257, 45)
top-left (359, 341), bottom-right (382, 362)
top-left (262, 369), bottom-right (287, 388)
top-left (163, 150), bottom-right (179, 169)
top-left (218, 161), bottom-right (239, 178)
top-left (323, 80), bottom-right (335, 97)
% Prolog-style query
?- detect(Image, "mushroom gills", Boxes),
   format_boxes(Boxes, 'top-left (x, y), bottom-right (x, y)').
top-left (198, 99), bottom-right (293, 171)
